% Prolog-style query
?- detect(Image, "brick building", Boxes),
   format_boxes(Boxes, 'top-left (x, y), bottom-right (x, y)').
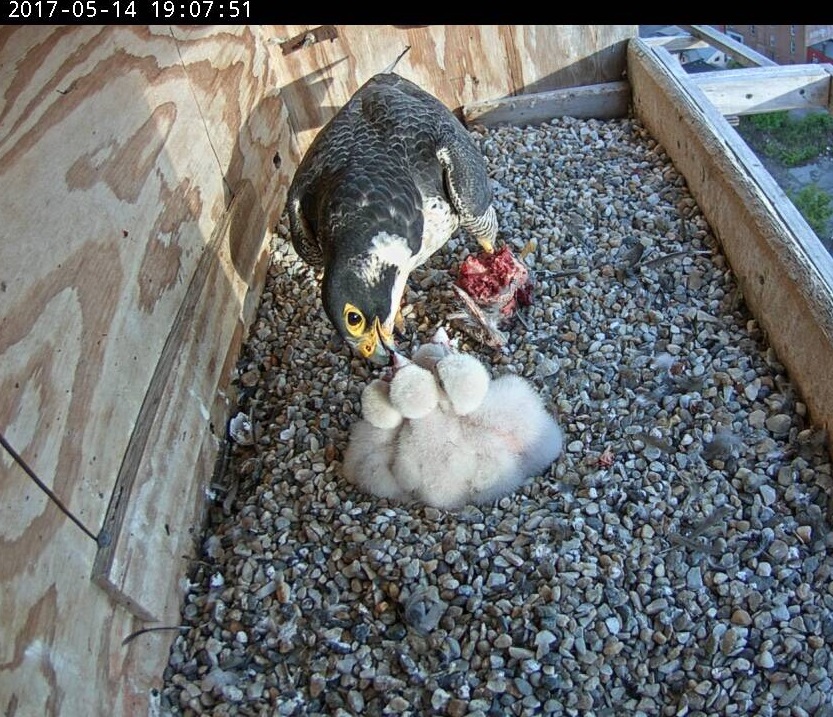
top-left (718, 25), bottom-right (833, 65)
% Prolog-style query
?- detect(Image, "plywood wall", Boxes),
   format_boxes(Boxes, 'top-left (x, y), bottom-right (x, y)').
top-left (0, 24), bottom-right (636, 715)
top-left (268, 24), bottom-right (635, 153)
top-left (0, 25), bottom-right (291, 715)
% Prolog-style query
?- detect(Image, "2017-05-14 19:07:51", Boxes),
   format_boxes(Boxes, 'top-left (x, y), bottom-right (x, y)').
top-left (6, 0), bottom-right (249, 17)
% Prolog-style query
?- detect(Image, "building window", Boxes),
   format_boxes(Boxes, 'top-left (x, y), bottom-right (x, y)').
top-left (727, 30), bottom-right (744, 44)
top-left (791, 39), bottom-right (796, 54)
top-left (790, 25), bottom-right (796, 36)
top-left (770, 34), bottom-right (776, 47)
top-left (750, 25), bottom-right (757, 36)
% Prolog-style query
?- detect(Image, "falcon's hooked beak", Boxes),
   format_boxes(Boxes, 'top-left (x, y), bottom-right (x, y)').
top-left (351, 316), bottom-right (395, 365)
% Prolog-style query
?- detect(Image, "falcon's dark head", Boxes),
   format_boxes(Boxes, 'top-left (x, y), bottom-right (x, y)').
top-left (322, 235), bottom-right (411, 364)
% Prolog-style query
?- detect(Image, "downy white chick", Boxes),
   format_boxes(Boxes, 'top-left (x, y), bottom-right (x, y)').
top-left (343, 353), bottom-right (445, 501)
top-left (389, 354), bottom-right (476, 508)
top-left (342, 378), bottom-right (404, 499)
top-left (343, 328), bottom-right (563, 509)
top-left (460, 372), bottom-right (564, 502)
top-left (435, 352), bottom-right (491, 416)
top-left (399, 334), bottom-right (561, 508)
top-left (388, 354), bottom-right (440, 420)
top-left (421, 330), bottom-right (562, 505)
top-left (362, 377), bottom-right (404, 430)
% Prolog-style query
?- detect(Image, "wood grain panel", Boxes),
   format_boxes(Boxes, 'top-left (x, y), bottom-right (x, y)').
top-left (0, 460), bottom-right (173, 716)
top-left (267, 25), bottom-right (636, 153)
top-left (0, 25), bottom-right (221, 539)
top-left (689, 64), bottom-right (833, 117)
top-left (90, 25), bottom-right (291, 622)
top-left (464, 81), bottom-right (631, 126)
top-left (0, 24), bottom-right (292, 714)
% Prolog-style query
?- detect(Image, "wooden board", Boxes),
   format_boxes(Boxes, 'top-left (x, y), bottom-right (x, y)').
top-left (690, 64), bottom-right (833, 117)
top-left (0, 25), bottom-right (292, 714)
top-left (642, 35), bottom-right (713, 53)
top-left (679, 24), bottom-right (779, 67)
top-left (463, 80), bottom-right (631, 126)
top-left (628, 38), bottom-right (833, 454)
top-left (0, 24), bottom-right (220, 540)
top-left (0, 459), bottom-right (170, 716)
top-left (90, 25), bottom-right (293, 622)
top-left (269, 24), bottom-right (637, 152)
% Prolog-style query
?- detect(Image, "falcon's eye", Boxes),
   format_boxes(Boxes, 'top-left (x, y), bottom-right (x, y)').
top-left (343, 304), bottom-right (366, 336)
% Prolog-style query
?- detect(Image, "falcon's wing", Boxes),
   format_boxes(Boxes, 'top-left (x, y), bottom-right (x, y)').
top-left (437, 130), bottom-right (493, 223)
top-left (286, 174), bottom-right (325, 268)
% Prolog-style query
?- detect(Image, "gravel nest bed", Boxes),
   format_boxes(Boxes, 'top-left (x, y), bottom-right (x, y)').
top-left (161, 116), bottom-right (833, 717)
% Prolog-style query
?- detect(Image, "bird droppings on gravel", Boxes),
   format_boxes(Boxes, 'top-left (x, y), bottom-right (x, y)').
top-left (161, 116), bottom-right (833, 717)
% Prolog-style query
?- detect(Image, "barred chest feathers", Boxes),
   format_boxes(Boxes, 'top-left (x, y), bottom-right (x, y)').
top-left (418, 194), bottom-right (460, 264)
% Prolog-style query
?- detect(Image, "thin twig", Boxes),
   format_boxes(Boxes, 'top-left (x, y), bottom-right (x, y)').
top-left (534, 269), bottom-right (585, 280)
top-left (665, 533), bottom-right (723, 555)
top-left (514, 311), bottom-right (531, 330)
top-left (661, 505), bottom-right (733, 556)
top-left (685, 505), bottom-right (733, 539)
top-left (384, 46), bottom-right (412, 74)
top-left (122, 624), bottom-right (192, 646)
top-left (639, 250), bottom-right (712, 270)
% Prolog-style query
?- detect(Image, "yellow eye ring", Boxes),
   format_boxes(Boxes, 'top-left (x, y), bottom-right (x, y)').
top-left (343, 303), bottom-right (366, 337)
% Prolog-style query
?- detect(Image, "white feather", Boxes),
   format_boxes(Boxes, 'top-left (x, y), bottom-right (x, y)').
top-left (420, 194), bottom-right (459, 258)
top-left (349, 232), bottom-right (413, 286)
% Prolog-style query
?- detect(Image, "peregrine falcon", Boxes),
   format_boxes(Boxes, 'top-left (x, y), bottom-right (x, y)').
top-left (286, 72), bottom-right (498, 364)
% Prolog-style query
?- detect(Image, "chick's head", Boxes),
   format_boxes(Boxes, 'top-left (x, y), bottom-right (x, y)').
top-left (436, 353), bottom-right (491, 416)
top-left (388, 356), bottom-right (440, 419)
top-left (413, 327), bottom-right (453, 370)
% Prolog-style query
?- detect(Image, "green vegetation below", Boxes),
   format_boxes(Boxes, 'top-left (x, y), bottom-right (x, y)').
top-left (739, 110), bottom-right (833, 167)
top-left (737, 110), bottom-right (833, 245)
top-left (789, 183), bottom-right (833, 237)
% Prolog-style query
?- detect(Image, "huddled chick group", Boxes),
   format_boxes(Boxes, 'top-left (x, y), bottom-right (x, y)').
top-left (342, 329), bottom-right (563, 509)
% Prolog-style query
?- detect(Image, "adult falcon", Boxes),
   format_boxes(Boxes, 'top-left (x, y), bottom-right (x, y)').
top-left (286, 72), bottom-right (498, 365)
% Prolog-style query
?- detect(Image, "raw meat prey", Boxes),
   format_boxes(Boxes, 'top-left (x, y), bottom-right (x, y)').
top-left (456, 246), bottom-right (533, 315)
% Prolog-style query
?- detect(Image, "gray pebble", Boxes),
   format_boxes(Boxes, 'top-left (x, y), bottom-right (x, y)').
top-left (765, 413), bottom-right (792, 436)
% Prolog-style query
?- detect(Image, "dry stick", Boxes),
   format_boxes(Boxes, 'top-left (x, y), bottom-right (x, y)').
top-left (685, 505), bottom-right (734, 539)
top-left (639, 249), bottom-right (712, 269)
top-left (122, 624), bottom-right (193, 646)
top-left (665, 532), bottom-right (723, 555)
